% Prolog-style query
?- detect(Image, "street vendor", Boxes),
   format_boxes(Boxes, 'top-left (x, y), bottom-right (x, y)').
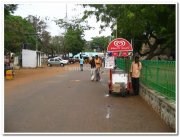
top-left (130, 55), bottom-right (142, 95)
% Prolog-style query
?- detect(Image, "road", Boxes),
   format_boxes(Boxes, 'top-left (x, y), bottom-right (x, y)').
top-left (4, 63), bottom-right (175, 133)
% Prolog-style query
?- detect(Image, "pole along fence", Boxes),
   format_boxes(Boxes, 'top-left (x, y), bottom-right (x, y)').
top-left (116, 58), bottom-right (175, 101)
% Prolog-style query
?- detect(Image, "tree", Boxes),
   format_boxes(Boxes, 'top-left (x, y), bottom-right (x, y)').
top-left (4, 5), bottom-right (41, 54)
top-left (4, 4), bottom-right (37, 54)
top-left (64, 26), bottom-right (85, 55)
top-left (4, 15), bottom-right (36, 54)
top-left (26, 15), bottom-right (48, 51)
top-left (51, 36), bottom-right (64, 55)
top-left (4, 5), bottom-right (55, 56)
top-left (82, 4), bottom-right (176, 60)
top-left (40, 31), bottom-right (52, 55)
top-left (55, 18), bottom-right (87, 55)
top-left (90, 36), bottom-right (109, 52)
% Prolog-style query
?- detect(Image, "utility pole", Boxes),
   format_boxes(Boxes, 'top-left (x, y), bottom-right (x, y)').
top-left (64, 4), bottom-right (68, 57)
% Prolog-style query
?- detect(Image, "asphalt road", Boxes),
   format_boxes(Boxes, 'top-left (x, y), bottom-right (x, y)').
top-left (4, 64), bottom-right (175, 134)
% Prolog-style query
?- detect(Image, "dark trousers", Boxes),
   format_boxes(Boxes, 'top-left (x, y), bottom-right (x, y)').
top-left (95, 68), bottom-right (100, 81)
top-left (80, 64), bottom-right (83, 71)
top-left (131, 77), bottom-right (139, 95)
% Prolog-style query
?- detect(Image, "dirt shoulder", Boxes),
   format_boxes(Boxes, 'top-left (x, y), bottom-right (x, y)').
top-left (5, 63), bottom-right (80, 91)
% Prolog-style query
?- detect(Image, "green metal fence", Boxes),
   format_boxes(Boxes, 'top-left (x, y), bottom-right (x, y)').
top-left (116, 58), bottom-right (176, 101)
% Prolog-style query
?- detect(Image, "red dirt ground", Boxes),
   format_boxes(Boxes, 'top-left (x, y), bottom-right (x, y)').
top-left (4, 63), bottom-right (79, 91)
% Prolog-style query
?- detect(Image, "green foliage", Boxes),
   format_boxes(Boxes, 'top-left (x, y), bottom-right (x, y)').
top-left (90, 36), bottom-right (109, 51)
top-left (4, 15), bottom-right (36, 54)
top-left (40, 31), bottom-right (52, 54)
top-left (55, 17), bottom-right (86, 55)
top-left (50, 36), bottom-right (64, 55)
top-left (82, 4), bottom-right (176, 59)
top-left (64, 26), bottom-right (85, 55)
top-left (4, 10), bottom-right (52, 54)
top-left (4, 5), bottom-right (49, 54)
top-left (26, 15), bottom-right (49, 51)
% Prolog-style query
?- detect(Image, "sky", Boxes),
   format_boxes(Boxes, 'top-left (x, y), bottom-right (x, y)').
top-left (13, 3), bottom-right (112, 41)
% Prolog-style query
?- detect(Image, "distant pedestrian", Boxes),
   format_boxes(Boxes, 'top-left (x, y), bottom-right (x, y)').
top-left (89, 56), bottom-right (96, 81)
top-left (95, 55), bottom-right (102, 81)
top-left (130, 56), bottom-right (142, 95)
top-left (79, 56), bottom-right (84, 71)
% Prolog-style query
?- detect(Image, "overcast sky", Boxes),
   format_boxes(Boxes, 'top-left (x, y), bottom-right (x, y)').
top-left (13, 3), bottom-right (112, 41)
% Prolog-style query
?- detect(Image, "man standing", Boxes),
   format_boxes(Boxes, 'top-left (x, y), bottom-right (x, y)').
top-left (94, 55), bottom-right (102, 81)
top-left (89, 56), bottom-right (96, 81)
top-left (79, 56), bottom-right (84, 71)
top-left (130, 56), bottom-right (142, 95)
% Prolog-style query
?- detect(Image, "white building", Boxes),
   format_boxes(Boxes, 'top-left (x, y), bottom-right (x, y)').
top-left (22, 49), bottom-right (43, 68)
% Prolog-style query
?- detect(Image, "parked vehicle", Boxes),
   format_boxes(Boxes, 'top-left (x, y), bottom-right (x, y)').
top-left (74, 57), bottom-right (80, 62)
top-left (54, 57), bottom-right (69, 64)
top-left (47, 58), bottom-right (69, 67)
top-left (62, 57), bottom-right (75, 64)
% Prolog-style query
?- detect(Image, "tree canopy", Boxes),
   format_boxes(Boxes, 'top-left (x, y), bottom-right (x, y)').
top-left (90, 36), bottom-right (109, 52)
top-left (4, 4), bottom-right (176, 60)
top-left (55, 18), bottom-right (86, 55)
top-left (4, 5), bottom-right (55, 55)
top-left (4, 15), bottom-right (36, 54)
top-left (64, 26), bottom-right (85, 55)
top-left (83, 4), bottom-right (176, 60)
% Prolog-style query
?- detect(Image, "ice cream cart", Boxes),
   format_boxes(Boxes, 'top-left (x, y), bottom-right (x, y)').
top-left (105, 38), bottom-right (133, 96)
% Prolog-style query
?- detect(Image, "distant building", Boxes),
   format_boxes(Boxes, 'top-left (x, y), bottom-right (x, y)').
top-left (73, 52), bottom-right (104, 59)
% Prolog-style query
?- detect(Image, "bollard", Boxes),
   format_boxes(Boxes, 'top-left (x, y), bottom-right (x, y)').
top-left (6, 69), bottom-right (13, 80)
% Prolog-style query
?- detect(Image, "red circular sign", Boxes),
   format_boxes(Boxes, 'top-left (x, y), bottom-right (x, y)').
top-left (107, 38), bottom-right (133, 52)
